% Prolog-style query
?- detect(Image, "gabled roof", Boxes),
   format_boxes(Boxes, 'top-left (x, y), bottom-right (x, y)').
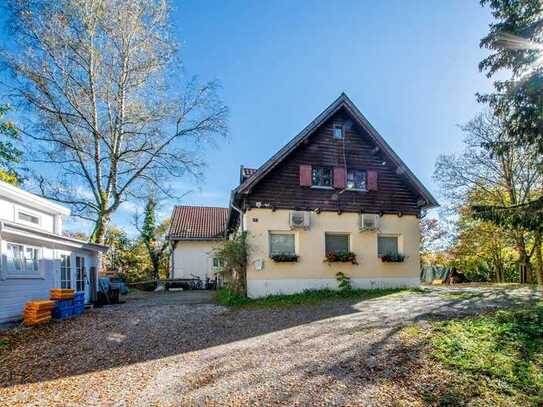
top-left (168, 205), bottom-right (228, 241)
top-left (235, 93), bottom-right (438, 208)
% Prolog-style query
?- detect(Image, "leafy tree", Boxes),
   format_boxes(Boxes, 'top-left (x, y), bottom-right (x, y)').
top-left (0, 104), bottom-right (22, 184)
top-left (435, 111), bottom-right (542, 282)
top-left (138, 197), bottom-right (170, 281)
top-left (103, 225), bottom-right (150, 282)
top-left (1, 0), bottom-right (227, 244)
top-left (214, 232), bottom-right (250, 296)
top-left (420, 217), bottom-right (448, 266)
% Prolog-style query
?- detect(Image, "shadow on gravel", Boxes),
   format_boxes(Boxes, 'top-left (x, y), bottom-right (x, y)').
top-left (0, 287), bottom-right (539, 389)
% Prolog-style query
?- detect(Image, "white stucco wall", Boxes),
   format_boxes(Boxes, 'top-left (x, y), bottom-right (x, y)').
top-left (172, 240), bottom-right (222, 283)
top-left (244, 209), bottom-right (421, 298)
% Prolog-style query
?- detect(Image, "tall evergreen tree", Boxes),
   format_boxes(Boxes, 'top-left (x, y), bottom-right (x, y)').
top-left (473, 1), bottom-right (543, 234)
top-left (139, 197), bottom-right (169, 281)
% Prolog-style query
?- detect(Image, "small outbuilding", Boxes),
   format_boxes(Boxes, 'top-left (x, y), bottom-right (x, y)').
top-left (168, 205), bottom-right (228, 286)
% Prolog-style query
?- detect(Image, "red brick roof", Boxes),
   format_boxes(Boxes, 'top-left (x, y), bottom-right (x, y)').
top-left (169, 206), bottom-right (228, 240)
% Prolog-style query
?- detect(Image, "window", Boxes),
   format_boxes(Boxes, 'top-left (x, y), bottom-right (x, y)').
top-left (6, 243), bottom-right (39, 274)
top-left (333, 125), bottom-right (344, 139)
top-left (378, 236), bottom-right (399, 257)
top-left (325, 233), bottom-right (349, 253)
top-left (75, 256), bottom-right (85, 291)
top-left (312, 167), bottom-right (332, 187)
top-left (212, 257), bottom-right (223, 269)
top-left (18, 211), bottom-right (40, 225)
top-left (269, 233), bottom-right (295, 256)
top-left (347, 169), bottom-right (366, 190)
top-left (61, 254), bottom-right (72, 289)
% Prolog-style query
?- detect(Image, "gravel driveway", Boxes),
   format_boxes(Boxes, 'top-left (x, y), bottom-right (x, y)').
top-left (0, 286), bottom-right (539, 406)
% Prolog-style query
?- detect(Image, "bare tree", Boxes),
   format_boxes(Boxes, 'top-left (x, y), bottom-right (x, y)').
top-left (434, 111), bottom-right (543, 283)
top-left (1, 0), bottom-right (227, 243)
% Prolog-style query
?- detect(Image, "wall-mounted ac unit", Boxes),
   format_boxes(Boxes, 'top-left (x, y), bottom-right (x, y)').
top-left (359, 213), bottom-right (379, 231)
top-left (289, 211), bottom-right (310, 229)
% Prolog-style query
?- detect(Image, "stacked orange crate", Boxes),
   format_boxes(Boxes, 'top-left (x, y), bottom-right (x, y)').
top-left (23, 300), bottom-right (55, 326)
top-left (49, 288), bottom-right (75, 300)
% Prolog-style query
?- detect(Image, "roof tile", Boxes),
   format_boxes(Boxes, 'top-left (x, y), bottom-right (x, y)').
top-left (169, 206), bottom-right (228, 240)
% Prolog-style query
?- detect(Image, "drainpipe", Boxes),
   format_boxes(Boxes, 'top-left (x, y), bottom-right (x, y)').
top-left (231, 203), bottom-right (244, 232)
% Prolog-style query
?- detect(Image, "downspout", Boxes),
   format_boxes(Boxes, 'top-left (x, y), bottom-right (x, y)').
top-left (231, 203), bottom-right (244, 232)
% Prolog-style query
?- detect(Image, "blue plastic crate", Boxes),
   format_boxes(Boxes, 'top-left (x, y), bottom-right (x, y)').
top-left (73, 305), bottom-right (85, 316)
top-left (55, 299), bottom-right (73, 309)
top-left (52, 305), bottom-right (74, 320)
top-left (74, 292), bottom-right (84, 302)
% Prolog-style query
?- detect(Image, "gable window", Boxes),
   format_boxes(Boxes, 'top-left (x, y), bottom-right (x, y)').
top-left (6, 243), bottom-right (39, 275)
top-left (312, 167), bottom-right (332, 187)
top-left (269, 233), bottom-right (295, 256)
top-left (347, 169), bottom-right (367, 190)
top-left (17, 211), bottom-right (40, 225)
top-left (378, 235), bottom-right (399, 257)
top-left (333, 125), bottom-right (344, 139)
top-left (61, 254), bottom-right (72, 289)
top-left (325, 233), bottom-right (349, 254)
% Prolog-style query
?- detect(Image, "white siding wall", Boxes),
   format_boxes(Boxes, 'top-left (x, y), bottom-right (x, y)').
top-left (0, 195), bottom-right (58, 234)
top-left (172, 241), bottom-right (222, 282)
top-left (0, 236), bottom-right (98, 323)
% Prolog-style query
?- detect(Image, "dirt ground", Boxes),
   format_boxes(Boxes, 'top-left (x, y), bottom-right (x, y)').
top-left (0, 286), bottom-right (539, 406)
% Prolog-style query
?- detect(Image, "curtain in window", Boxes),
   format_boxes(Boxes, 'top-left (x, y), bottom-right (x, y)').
top-left (325, 234), bottom-right (349, 253)
top-left (378, 236), bottom-right (398, 256)
top-left (270, 234), bottom-right (295, 255)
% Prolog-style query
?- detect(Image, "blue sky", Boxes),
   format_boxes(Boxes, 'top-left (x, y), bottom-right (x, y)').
top-left (2, 1), bottom-right (496, 235)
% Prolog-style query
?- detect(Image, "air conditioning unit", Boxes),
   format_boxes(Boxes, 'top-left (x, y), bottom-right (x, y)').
top-left (359, 213), bottom-right (379, 231)
top-left (289, 211), bottom-right (310, 229)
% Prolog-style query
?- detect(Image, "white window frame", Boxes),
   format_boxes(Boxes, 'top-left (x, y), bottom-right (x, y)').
top-left (60, 253), bottom-right (72, 289)
top-left (5, 242), bottom-right (42, 279)
top-left (268, 231), bottom-right (296, 257)
top-left (324, 232), bottom-right (350, 254)
top-left (332, 123), bottom-right (344, 139)
top-left (75, 255), bottom-right (86, 292)
top-left (377, 234), bottom-right (402, 257)
top-left (347, 168), bottom-right (367, 191)
top-left (15, 207), bottom-right (42, 227)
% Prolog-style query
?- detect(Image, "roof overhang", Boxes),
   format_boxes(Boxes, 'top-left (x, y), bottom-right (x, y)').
top-left (0, 180), bottom-right (71, 216)
top-left (235, 93), bottom-right (439, 209)
top-left (0, 221), bottom-right (108, 252)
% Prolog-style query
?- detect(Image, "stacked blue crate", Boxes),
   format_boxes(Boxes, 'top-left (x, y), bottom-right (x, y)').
top-left (73, 292), bottom-right (85, 316)
top-left (52, 298), bottom-right (74, 319)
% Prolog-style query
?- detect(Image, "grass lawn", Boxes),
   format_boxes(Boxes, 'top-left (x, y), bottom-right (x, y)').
top-left (415, 303), bottom-right (543, 406)
top-left (215, 287), bottom-right (424, 307)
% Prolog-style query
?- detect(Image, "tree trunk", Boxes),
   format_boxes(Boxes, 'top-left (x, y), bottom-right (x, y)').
top-left (516, 237), bottom-right (531, 284)
top-left (533, 231), bottom-right (543, 288)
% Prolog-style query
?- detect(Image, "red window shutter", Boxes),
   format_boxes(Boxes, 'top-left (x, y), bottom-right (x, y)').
top-left (299, 164), bottom-right (312, 186)
top-left (367, 170), bottom-right (378, 191)
top-left (333, 167), bottom-right (346, 189)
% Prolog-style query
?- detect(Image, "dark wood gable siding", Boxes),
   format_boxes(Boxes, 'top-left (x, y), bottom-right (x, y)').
top-left (243, 108), bottom-right (422, 215)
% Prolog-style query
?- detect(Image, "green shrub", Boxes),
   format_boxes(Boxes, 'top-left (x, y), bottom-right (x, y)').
top-left (336, 272), bottom-right (352, 292)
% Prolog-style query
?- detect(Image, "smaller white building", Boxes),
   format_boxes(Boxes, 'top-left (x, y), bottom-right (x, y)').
top-left (0, 180), bottom-right (108, 323)
top-left (168, 206), bottom-right (228, 284)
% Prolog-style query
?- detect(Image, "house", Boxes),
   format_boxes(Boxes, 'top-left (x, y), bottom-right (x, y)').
top-left (171, 93), bottom-right (438, 297)
top-left (168, 205), bottom-right (229, 285)
top-left (0, 180), bottom-right (108, 323)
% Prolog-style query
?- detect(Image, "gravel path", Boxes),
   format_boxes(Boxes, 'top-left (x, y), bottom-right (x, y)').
top-left (0, 286), bottom-right (539, 406)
